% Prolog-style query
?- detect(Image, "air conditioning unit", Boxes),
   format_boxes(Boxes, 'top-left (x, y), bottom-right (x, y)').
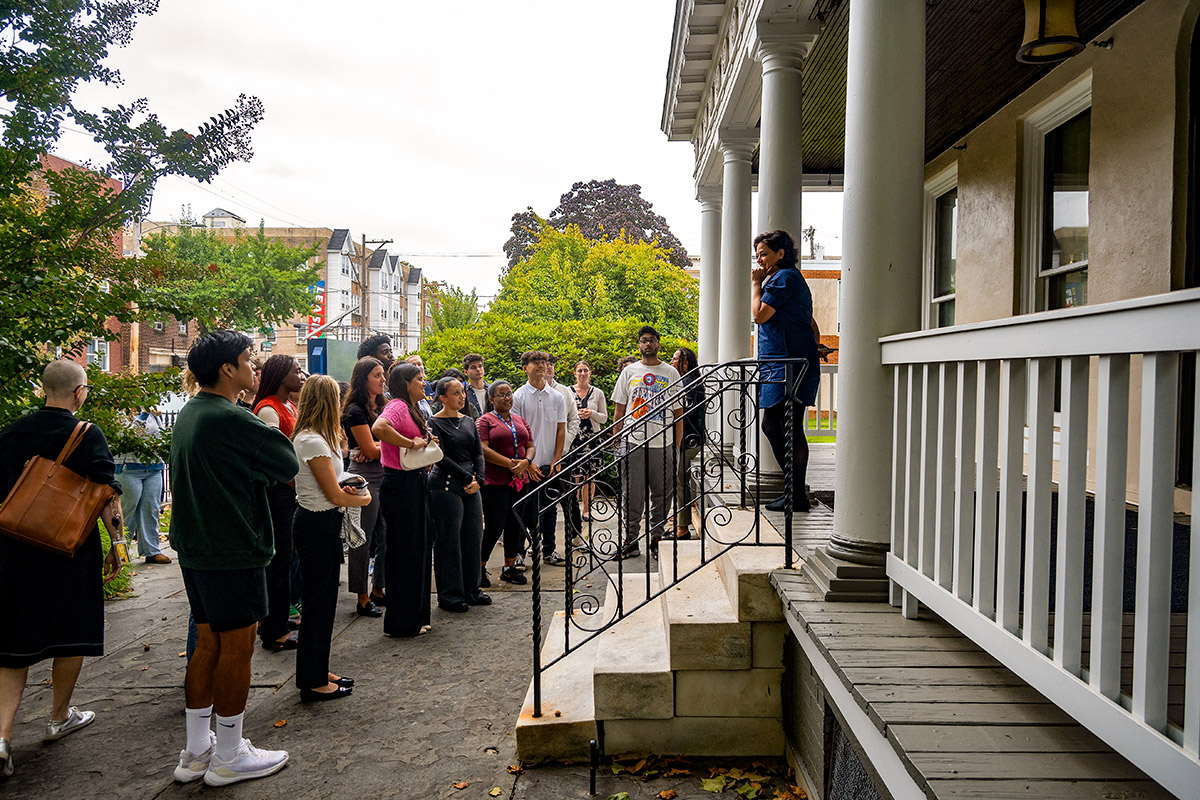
top-left (152, 322), bottom-right (164, 332)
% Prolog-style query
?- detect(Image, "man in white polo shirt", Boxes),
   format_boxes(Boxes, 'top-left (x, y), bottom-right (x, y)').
top-left (511, 350), bottom-right (567, 566)
top-left (545, 355), bottom-right (581, 541)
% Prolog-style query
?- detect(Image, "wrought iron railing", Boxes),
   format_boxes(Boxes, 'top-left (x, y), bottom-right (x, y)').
top-left (517, 357), bottom-right (808, 718)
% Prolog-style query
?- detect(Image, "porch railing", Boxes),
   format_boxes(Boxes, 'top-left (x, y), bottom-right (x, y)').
top-left (518, 357), bottom-right (808, 719)
top-left (881, 287), bottom-right (1200, 797)
top-left (804, 363), bottom-right (837, 439)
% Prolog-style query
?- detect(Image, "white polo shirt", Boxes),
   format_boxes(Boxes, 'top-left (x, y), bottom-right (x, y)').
top-left (512, 381), bottom-right (567, 468)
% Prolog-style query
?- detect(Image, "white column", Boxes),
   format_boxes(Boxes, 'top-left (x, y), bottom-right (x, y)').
top-left (697, 185), bottom-right (723, 366)
top-left (718, 133), bottom-right (756, 363)
top-left (828, 0), bottom-right (926, 565)
top-left (756, 25), bottom-right (818, 235)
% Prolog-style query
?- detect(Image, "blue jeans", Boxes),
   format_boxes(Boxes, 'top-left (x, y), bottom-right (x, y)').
top-left (117, 466), bottom-right (165, 558)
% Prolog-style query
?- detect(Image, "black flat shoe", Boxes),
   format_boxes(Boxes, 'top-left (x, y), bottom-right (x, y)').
top-left (262, 633), bottom-right (299, 652)
top-left (438, 601), bottom-right (469, 613)
top-left (356, 600), bottom-right (383, 618)
top-left (333, 676), bottom-right (354, 688)
top-left (467, 594), bottom-right (492, 606)
top-left (300, 685), bottom-right (353, 703)
top-left (479, 569), bottom-right (491, 588)
top-left (368, 592), bottom-right (387, 607)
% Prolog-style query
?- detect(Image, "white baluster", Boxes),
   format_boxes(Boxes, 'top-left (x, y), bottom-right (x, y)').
top-left (974, 361), bottom-right (1000, 619)
top-left (1133, 352), bottom-right (1178, 732)
top-left (934, 362), bottom-right (957, 589)
top-left (996, 358), bottom-right (1027, 635)
top-left (1023, 358), bottom-right (1055, 655)
top-left (954, 361), bottom-right (978, 604)
top-left (919, 364), bottom-right (938, 579)
top-left (890, 365), bottom-right (908, 608)
top-left (1090, 354), bottom-right (1129, 700)
top-left (1054, 356), bottom-right (1089, 675)
top-left (1186, 354), bottom-right (1200, 755)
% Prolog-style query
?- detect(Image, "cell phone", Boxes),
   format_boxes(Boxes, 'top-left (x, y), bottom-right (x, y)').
top-left (338, 475), bottom-right (367, 489)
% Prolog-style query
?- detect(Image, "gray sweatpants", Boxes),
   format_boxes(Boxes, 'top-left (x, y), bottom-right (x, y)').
top-left (623, 445), bottom-right (674, 546)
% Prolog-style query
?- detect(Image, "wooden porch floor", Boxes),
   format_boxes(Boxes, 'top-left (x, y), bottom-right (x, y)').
top-left (772, 570), bottom-right (1176, 799)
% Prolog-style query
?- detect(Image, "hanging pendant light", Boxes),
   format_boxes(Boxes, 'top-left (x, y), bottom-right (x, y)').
top-left (1017, 0), bottom-right (1085, 64)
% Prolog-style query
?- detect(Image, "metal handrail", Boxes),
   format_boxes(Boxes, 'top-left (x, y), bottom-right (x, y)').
top-left (518, 357), bottom-right (809, 718)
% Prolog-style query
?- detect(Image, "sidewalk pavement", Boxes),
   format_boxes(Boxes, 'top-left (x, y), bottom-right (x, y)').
top-left (2, 534), bottom-right (790, 800)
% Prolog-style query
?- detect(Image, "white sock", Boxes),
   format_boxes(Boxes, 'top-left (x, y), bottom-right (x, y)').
top-left (184, 705), bottom-right (213, 755)
top-left (213, 712), bottom-right (244, 761)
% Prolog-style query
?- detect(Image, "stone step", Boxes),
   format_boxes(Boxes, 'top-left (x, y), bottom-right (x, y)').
top-left (675, 667), bottom-right (785, 718)
top-left (592, 574), bottom-right (672, 720)
top-left (703, 508), bottom-right (788, 622)
top-left (516, 610), bottom-right (599, 763)
top-left (801, 546), bottom-right (891, 602)
top-left (603, 716), bottom-right (785, 757)
top-left (658, 540), bottom-right (751, 671)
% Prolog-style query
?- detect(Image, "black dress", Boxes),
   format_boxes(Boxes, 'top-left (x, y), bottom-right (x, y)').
top-left (0, 407), bottom-right (120, 668)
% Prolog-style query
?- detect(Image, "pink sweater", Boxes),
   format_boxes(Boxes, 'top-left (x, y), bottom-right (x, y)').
top-left (378, 399), bottom-right (424, 470)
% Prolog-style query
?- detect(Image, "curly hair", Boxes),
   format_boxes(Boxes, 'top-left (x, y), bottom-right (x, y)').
top-left (752, 230), bottom-right (799, 270)
top-left (357, 334), bottom-right (392, 360)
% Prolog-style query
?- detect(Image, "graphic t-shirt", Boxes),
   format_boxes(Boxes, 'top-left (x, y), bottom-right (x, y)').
top-left (611, 361), bottom-right (682, 448)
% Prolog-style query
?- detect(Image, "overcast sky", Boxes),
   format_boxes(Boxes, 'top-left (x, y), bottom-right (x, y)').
top-left (58, 0), bottom-right (843, 300)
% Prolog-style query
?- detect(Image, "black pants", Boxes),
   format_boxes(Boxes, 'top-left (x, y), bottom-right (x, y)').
top-left (260, 483), bottom-right (297, 643)
top-left (430, 470), bottom-right (484, 605)
top-left (292, 507), bottom-right (342, 690)
top-left (481, 484), bottom-right (524, 561)
top-left (761, 400), bottom-right (811, 509)
top-left (519, 473), bottom-right (561, 557)
top-left (380, 468), bottom-right (432, 637)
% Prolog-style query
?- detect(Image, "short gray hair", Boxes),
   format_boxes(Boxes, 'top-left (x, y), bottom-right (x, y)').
top-left (42, 359), bottom-right (86, 397)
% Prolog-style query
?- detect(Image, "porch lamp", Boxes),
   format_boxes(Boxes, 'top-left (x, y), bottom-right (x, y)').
top-left (1016, 0), bottom-right (1085, 64)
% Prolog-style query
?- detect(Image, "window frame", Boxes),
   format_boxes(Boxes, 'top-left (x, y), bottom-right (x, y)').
top-left (1021, 73), bottom-right (1093, 314)
top-left (923, 163), bottom-right (959, 329)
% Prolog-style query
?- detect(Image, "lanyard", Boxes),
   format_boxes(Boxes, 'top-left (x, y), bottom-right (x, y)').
top-left (492, 411), bottom-right (520, 457)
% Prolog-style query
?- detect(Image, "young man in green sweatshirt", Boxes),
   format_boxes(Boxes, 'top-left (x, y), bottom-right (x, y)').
top-left (168, 331), bottom-right (300, 787)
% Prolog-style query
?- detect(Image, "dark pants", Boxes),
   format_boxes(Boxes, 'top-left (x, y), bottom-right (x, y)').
top-left (481, 485), bottom-right (525, 561)
top-left (761, 400), bottom-right (811, 509)
top-left (380, 468), bottom-right (432, 636)
top-left (519, 471), bottom-right (560, 557)
top-left (293, 507), bottom-right (343, 690)
top-left (347, 459), bottom-right (385, 595)
top-left (260, 482), bottom-right (296, 644)
top-left (430, 471), bottom-right (484, 605)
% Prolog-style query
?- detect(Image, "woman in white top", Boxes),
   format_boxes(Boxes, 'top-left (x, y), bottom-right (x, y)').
top-left (290, 375), bottom-right (371, 703)
top-left (571, 360), bottom-right (608, 520)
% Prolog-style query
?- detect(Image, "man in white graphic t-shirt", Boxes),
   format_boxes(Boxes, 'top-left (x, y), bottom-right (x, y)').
top-left (611, 325), bottom-right (682, 559)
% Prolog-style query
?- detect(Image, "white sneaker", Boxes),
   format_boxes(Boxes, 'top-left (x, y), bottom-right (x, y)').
top-left (43, 707), bottom-right (95, 741)
top-left (173, 730), bottom-right (215, 783)
top-left (203, 738), bottom-right (288, 786)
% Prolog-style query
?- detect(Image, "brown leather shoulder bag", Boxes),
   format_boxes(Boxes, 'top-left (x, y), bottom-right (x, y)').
top-left (0, 421), bottom-right (117, 556)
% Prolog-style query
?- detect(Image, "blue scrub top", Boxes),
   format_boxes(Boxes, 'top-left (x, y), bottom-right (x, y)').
top-left (757, 266), bottom-right (820, 408)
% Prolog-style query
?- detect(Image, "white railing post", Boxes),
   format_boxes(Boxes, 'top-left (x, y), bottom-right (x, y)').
top-left (918, 364), bottom-right (938, 581)
top-left (890, 365), bottom-right (908, 608)
top-left (1133, 352), bottom-right (1179, 733)
top-left (973, 361), bottom-right (1000, 618)
top-left (953, 361), bottom-right (977, 604)
top-left (934, 362), bottom-right (957, 590)
top-left (995, 358), bottom-right (1027, 635)
top-left (1186, 359), bottom-right (1200, 756)
top-left (1022, 357), bottom-right (1055, 656)
top-left (1054, 355), bottom-right (1089, 676)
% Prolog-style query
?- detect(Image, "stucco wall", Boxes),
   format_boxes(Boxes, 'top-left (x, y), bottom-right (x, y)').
top-left (929, 0), bottom-right (1189, 321)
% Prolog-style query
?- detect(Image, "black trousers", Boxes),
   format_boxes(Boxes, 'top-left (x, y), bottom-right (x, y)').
top-left (481, 484), bottom-right (524, 561)
top-left (761, 400), bottom-right (811, 509)
top-left (260, 483), bottom-right (297, 643)
top-left (518, 474), bottom-right (563, 557)
top-left (292, 507), bottom-right (343, 690)
top-left (430, 471), bottom-right (484, 605)
top-left (380, 468), bottom-right (432, 637)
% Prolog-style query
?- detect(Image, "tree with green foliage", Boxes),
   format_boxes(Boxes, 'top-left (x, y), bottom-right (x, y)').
top-left (140, 224), bottom-right (320, 334)
top-left (490, 222), bottom-right (698, 341)
top-left (427, 283), bottom-right (481, 333)
top-left (0, 1), bottom-right (266, 425)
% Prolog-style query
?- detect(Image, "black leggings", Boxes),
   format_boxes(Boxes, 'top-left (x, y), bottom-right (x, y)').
top-left (481, 485), bottom-right (525, 561)
top-left (260, 483), bottom-right (296, 643)
top-left (761, 400), bottom-right (810, 507)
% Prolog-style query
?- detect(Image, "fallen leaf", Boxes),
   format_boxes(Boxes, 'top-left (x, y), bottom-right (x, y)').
top-left (506, 764), bottom-right (524, 775)
top-left (273, 719), bottom-right (287, 728)
top-left (663, 768), bottom-right (690, 777)
top-left (177, 651), bottom-right (186, 657)
top-left (701, 776), bottom-right (730, 793)
top-left (657, 791), bottom-right (679, 800)
top-left (630, 758), bottom-right (648, 775)
top-left (489, 788), bottom-right (503, 797)
top-left (140, 666), bottom-right (148, 671)
top-left (453, 781), bottom-right (468, 790)
top-left (604, 794), bottom-right (631, 800)
top-left (554, 710), bottom-right (561, 717)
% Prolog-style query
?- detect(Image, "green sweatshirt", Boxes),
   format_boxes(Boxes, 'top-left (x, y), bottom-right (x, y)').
top-left (168, 391), bottom-right (300, 570)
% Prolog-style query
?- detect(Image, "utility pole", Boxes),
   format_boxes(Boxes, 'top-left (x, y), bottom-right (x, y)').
top-left (358, 234), bottom-right (393, 342)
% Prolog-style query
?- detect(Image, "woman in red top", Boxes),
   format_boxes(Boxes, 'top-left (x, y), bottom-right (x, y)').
top-left (476, 381), bottom-right (534, 586)
top-left (252, 355), bottom-right (305, 651)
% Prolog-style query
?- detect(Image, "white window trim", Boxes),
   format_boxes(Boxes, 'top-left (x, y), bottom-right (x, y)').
top-left (923, 163), bottom-right (959, 330)
top-left (1021, 72), bottom-right (1092, 314)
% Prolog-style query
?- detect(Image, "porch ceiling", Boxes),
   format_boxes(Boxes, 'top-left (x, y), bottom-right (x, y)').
top-left (777, 0), bottom-right (1144, 174)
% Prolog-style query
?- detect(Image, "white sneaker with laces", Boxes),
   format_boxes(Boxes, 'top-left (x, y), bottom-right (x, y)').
top-left (174, 730), bottom-right (216, 783)
top-left (43, 707), bottom-right (95, 741)
top-left (203, 738), bottom-right (288, 786)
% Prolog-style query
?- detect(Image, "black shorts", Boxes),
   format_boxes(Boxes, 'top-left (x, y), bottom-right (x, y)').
top-left (181, 566), bottom-right (268, 633)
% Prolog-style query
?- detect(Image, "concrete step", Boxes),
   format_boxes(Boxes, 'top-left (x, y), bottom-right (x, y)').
top-left (702, 508), bottom-right (788, 622)
top-left (801, 546), bottom-right (890, 602)
top-left (516, 610), bottom-right (599, 763)
top-left (592, 574), bottom-right (672, 720)
top-left (603, 716), bottom-right (785, 757)
top-left (658, 540), bottom-right (751, 671)
top-left (675, 667), bottom-right (785, 718)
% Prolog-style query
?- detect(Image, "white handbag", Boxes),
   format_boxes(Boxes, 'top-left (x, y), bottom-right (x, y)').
top-left (397, 440), bottom-right (442, 470)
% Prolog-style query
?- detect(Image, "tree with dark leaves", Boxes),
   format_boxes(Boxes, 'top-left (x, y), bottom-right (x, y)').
top-left (503, 179), bottom-right (690, 271)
